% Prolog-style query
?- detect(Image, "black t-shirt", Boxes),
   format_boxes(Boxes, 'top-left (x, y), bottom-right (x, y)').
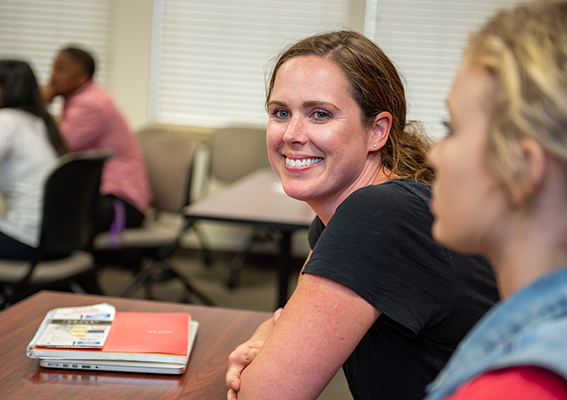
top-left (304, 179), bottom-right (499, 400)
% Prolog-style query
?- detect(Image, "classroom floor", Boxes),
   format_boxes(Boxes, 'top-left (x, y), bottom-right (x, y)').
top-left (96, 249), bottom-right (354, 400)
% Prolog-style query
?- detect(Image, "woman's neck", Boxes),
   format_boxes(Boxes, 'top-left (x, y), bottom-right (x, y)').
top-left (488, 162), bottom-right (567, 299)
top-left (309, 163), bottom-right (395, 226)
top-left (490, 219), bottom-right (567, 299)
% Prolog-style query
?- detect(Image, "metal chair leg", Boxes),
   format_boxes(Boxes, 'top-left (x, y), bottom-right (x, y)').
top-left (116, 257), bottom-right (215, 306)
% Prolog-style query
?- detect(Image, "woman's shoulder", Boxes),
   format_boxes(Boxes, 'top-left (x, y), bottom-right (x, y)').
top-left (0, 108), bottom-right (40, 133)
top-left (355, 177), bottom-right (430, 195)
top-left (345, 178), bottom-right (432, 211)
top-left (0, 107), bottom-right (29, 121)
top-left (328, 178), bottom-right (435, 238)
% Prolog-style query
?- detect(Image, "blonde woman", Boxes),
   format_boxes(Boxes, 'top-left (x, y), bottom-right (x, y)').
top-left (426, 1), bottom-right (567, 399)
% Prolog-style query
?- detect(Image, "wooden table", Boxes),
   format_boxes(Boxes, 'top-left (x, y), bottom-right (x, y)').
top-left (0, 291), bottom-right (271, 400)
top-left (185, 168), bottom-right (315, 307)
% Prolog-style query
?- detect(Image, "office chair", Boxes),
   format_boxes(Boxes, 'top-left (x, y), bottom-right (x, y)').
top-left (93, 132), bottom-right (214, 305)
top-left (209, 126), bottom-right (271, 183)
top-left (0, 151), bottom-right (111, 309)
top-left (208, 126), bottom-right (275, 288)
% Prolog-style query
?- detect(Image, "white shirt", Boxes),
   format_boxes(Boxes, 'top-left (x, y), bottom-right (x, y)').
top-left (0, 108), bottom-right (58, 247)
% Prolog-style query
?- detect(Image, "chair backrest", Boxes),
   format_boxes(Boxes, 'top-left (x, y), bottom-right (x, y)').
top-left (140, 134), bottom-right (199, 213)
top-left (40, 150), bottom-right (111, 255)
top-left (210, 126), bottom-right (271, 183)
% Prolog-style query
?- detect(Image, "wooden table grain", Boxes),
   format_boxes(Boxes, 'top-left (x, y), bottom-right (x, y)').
top-left (0, 291), bottom-right (270, 400)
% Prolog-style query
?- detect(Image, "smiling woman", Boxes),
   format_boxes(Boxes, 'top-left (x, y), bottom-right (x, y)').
top-left (225, 30), bottom-right (500, 400)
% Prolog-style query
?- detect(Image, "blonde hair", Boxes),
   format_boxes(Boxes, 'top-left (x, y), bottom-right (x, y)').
top-left (465, 0), bottom-right (567, 194)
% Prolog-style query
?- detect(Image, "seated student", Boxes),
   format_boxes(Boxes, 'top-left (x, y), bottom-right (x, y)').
top-left (42, 46), bottom-right (152, 233)
top-left (225, 30), bottom-right (500, 400)
top-left (425, 1), bottom-right (567, 399)
top-left (0, 60), bottom-right (67, 260)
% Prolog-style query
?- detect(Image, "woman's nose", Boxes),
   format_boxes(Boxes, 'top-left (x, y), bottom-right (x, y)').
top-left (427, 139), bottom-right (443, 170)
top-left (282, 116), bottom-right (307, 144)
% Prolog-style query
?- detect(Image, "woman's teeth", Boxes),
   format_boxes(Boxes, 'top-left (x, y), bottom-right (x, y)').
top-left (285, 158), bottom-right (323, 167)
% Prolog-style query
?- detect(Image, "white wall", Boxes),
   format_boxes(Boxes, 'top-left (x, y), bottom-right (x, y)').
top-left (107, 0), bottom-right (365, 130)
top-left (108, 0), bottom-right (154, 130)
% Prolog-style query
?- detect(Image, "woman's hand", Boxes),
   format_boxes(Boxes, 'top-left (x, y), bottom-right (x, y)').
top-left (226, 340), bottom-right (264, 399)
top-left (226, 308), bottom-right (282, 399)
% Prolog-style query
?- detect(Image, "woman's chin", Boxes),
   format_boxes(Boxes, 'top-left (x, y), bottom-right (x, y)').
top-left (283, 190), bottom-right (310, 202)
top-left (432, 222), bottom-right (478, 255)
top-left (431, 222), bottom-right (453, 249)
top-left (280, 184), bottom-right (315, 202)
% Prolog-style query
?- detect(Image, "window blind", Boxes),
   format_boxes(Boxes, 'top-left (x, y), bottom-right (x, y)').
top-left (366, 0), bottom-right (524, 138)
top-left (150, 0), bottom-right (350, 127)
top-left (0, 0), bottom-right (112, 88)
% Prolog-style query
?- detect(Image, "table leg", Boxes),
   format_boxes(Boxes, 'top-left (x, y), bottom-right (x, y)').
top-left (278, 231), bottom-right (292, 308)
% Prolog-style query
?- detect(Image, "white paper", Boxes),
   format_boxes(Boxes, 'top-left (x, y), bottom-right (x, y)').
top-left (34, 303), bottom-right (116, 349)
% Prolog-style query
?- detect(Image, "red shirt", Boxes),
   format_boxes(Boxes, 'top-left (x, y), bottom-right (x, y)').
top-left (61, 81), bottom-right (152, 213)
top-left (445, 366), bottom-right (567, 400)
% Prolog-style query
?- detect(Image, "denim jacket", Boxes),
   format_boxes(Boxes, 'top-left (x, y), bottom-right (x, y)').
top-left (425, 267), bottom-right (567, 400)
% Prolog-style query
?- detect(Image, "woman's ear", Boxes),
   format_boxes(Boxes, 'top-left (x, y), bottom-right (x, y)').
top-left (369, 111), bottom-right (392, 152)
top-left (509, 137), bottom-right (546, 207)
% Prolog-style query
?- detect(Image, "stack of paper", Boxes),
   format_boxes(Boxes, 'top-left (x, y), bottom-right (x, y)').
top-left (26, 304), bottom-right (198, 375)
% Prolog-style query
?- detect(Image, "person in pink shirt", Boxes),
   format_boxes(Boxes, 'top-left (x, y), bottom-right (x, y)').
top-left (42, 46), bottom-right (152, 233)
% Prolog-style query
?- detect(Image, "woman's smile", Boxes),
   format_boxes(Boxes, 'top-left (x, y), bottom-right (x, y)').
top-left (284, 156), bottom-right (323, 168)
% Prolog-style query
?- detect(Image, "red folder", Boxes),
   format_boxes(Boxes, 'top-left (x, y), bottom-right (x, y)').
top-left (30, 312), bottom-right (191, 362)
top-left (103, 312), bottom-right (189, 355)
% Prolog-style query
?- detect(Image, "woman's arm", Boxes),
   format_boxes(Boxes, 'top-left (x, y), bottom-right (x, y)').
top-left (226, 252), bottom-right (314, 398)
top-left (226, 308), bottom-right (282, 397)
top-left (237, 271), bottom-right (381, 400)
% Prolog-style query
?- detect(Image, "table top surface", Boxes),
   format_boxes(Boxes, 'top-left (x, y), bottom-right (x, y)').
top-left (185, 168), bottom-right (315, 230)
top-left (0, 291), bottom-right (271, 400)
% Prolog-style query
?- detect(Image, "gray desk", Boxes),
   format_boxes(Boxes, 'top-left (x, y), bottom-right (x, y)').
top-left (185, 168), bottom-right (315, 307)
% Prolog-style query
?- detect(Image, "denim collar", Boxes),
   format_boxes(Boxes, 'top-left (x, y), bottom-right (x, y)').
top-left (426, 266), bottom-right (567, 400)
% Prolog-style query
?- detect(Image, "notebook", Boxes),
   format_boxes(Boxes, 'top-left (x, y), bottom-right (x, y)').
top-left (39, 320), bottom-right (198, 375)
top-left (27, 304), bottom-right (199, 375)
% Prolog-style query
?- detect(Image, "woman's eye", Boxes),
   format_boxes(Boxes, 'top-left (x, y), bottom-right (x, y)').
top-left (312, 110), bottom-right (331, 120)
top-left (442, 120), bottom-right (453, 136)
top-left (272, 109), bottom-right (290, 119)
